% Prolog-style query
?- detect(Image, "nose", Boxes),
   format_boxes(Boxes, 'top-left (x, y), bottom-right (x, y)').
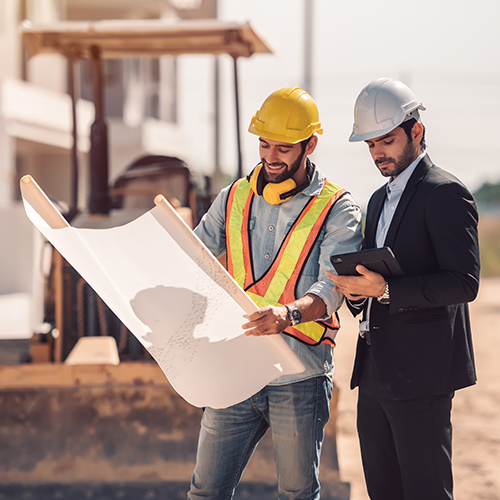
top-left (263, 146), bottom-right (280, 164)
top-left (370, 143), bottom-right (386, 159)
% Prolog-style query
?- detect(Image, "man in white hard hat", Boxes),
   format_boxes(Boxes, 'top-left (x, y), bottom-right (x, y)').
top-left (328, 78), bottom-right (480, 500)
top-left (188, 87), bottom-right (362, 499)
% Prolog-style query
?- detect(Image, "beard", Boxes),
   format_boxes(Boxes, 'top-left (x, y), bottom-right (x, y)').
top-left (262, 147), bottom-right (306, 184)
top-left (375, 139), bottom-right (417, 178)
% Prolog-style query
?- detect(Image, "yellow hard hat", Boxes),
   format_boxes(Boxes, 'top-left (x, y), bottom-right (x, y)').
top-left (248, 86), bottom-right (323, 144)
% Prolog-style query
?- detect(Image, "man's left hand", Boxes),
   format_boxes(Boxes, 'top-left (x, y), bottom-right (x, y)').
top-left (242, 305), bottom-right (288, 336)
top-left (326, 266), bottom-right (386, 300)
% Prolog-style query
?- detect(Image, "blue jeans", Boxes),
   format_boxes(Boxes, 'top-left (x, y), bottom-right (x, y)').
top-left (187, 376), bottom-right (333, 500)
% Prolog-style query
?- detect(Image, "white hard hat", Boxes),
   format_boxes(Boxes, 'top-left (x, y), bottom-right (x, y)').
top-left (349, 78), bottom-right (426, 142)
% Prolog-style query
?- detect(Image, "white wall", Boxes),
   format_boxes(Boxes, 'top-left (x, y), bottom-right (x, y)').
top-left (0, 206), bottom-right (35, 294)
top-left (0, 0), bottom-right (22, 81)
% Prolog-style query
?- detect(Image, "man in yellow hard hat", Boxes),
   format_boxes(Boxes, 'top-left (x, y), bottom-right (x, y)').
top-left (187, 87), bottom-right (362, 499)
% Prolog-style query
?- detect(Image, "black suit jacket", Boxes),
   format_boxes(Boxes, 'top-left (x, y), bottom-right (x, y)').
top-left (350, 154), bottom-right (480, 400)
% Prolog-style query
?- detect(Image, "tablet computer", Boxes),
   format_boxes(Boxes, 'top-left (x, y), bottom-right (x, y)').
top-left (330, 247), bottom-right (404, 278)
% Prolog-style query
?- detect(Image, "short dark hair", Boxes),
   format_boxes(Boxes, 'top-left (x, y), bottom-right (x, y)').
top-left (399, 118), bottom-right (427, 151)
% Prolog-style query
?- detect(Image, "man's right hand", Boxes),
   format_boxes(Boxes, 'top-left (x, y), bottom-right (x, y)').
top-left (326, 266), bottom-right (386, 300)
top-left (242, 305), bottom-right (289, 337)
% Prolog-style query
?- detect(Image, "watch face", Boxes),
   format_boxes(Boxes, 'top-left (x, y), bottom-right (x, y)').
top-left (290, 308), bottom-right (302, 325)
top-left (286, 305), bottom-right (302, 326)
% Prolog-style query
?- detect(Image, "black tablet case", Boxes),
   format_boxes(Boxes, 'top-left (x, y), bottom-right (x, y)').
top-left (330, 247), bottom-right (404, 278)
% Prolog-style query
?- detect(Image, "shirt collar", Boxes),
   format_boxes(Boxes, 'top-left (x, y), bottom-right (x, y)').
top-left (302, 162), bottom-right (325, 197)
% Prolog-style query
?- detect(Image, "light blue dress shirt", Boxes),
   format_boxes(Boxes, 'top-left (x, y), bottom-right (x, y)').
top-left (359, 152), bottom-right (426, 337)
top-left (375, 152), bottom-right (425, 248)
top-left (194, 164), bottom-right (362, 385)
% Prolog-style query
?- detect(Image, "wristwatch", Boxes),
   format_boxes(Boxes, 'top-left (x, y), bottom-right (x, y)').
top-left (285, 304), bottom-right (302, 326)
top-left (377, 282), bottom-right (390, 304)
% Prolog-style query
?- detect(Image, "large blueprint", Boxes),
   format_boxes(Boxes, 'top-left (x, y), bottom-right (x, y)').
top-left (21, 176), bottom-right (304, 409)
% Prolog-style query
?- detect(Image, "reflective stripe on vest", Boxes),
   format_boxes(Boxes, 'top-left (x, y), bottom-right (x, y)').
top-left (225, 177), bottom-right (346, 346)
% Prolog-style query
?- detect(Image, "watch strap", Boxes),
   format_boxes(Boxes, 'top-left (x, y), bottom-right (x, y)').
top-left (377, 282), bottom-right (390, 304)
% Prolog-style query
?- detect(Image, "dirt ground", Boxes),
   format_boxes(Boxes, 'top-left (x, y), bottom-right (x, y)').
top-left (333, 276), bottom-right (500, 500)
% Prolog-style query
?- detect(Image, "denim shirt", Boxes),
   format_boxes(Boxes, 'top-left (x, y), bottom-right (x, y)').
top-left (194, 165), bottom-right (362, 385)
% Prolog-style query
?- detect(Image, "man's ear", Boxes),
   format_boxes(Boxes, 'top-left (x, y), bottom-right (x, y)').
top-left (306, 135), bottom-right (319, 155)
top-left (412, 122), bottom-right (424, 144)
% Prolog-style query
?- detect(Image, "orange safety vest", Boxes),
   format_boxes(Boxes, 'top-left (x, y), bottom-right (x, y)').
top-left (225, 176), bottom-right (346, 346)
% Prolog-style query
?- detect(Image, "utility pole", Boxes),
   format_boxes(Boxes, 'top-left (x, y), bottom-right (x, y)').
top-left (303, 0), bottom-right (314, 95)
top-left (88, 45), bottom-right (111, 215)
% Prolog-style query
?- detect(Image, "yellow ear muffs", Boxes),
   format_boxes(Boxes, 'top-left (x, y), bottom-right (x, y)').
top-left (248, 163), bottom-right (265, 196)
top-left (248, 163), bottom-right (297, 205)
top-left (262, 179), bottom-right (297, 204)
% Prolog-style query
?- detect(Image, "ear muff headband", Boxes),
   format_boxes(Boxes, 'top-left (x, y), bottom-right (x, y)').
top-left (247, 163), bottom-right (297, 205)
top-left (248, 163), bottom-right (267, 196)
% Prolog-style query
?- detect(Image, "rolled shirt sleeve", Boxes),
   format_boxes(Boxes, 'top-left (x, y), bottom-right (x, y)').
top-left (305, 192), bottom-right (363, 318)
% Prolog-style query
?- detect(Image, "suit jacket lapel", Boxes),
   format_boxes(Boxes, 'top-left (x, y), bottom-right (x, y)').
top-left (384, 154), bottom-right (432, 248)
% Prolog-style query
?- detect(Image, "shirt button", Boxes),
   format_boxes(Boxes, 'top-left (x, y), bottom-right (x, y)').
top-left (264, 253), bottom-right (270, 260)
top-left (268, 225), bottom-right (274, 231)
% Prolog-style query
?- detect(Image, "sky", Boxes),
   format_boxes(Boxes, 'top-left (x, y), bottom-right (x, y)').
top-left (177, 0), bottom-right (500, 209)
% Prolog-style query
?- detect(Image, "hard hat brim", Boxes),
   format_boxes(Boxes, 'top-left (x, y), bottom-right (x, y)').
top-left (349, 105), bottom-right (426, 142)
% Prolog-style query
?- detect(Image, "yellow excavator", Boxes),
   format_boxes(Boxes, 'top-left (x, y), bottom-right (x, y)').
top-left (0, 19), bottom-right (350, 500)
